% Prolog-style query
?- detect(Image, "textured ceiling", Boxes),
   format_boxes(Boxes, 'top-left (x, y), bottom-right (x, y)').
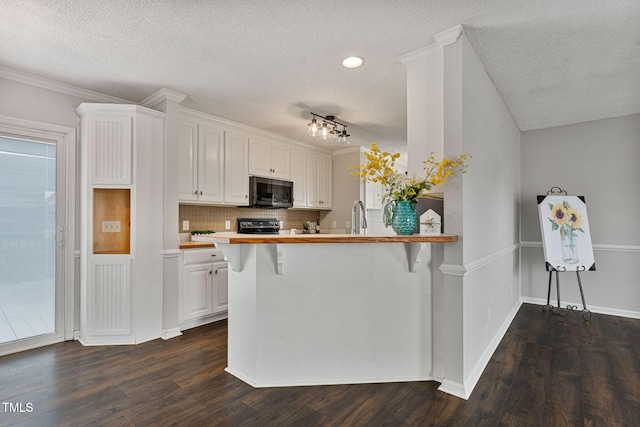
top-left (2, 1), bottom-right (639, 154)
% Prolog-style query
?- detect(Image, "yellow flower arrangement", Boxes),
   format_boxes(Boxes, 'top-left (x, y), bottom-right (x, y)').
top-left (351, 142), bottom-right (470, 227)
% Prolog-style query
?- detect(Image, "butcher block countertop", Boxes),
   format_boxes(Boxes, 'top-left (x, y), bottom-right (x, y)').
top-left (179, 241), bottom-right (215, 249)
top-left (191, 232), bottom-right (458, 244)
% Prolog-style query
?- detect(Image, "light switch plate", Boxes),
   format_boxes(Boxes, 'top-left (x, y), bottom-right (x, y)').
top-left (101, 221), bottom-right (121, 233)
top-left (182, 220), bottom-right (189, 231)
top-left (225, 220), bottom-right (231, 230)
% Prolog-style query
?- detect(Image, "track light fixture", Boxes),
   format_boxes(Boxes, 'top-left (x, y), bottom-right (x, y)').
top-left (307, 113), bottom-right (350, 144)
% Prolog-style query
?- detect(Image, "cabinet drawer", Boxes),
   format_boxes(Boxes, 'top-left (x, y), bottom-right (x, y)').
top-left (183, 248), bottom-right (224, 264)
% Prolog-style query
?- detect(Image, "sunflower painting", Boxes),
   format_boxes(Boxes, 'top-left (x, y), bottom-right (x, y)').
top-left (537, 195), bottom-right (595, 272)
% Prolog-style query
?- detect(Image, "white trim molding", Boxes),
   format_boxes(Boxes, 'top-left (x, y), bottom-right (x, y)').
top-left (437, 300), bottom-right (522, 400)
top-left (440, 243), bottom-right (520, 277)
top-left (400, 23), bottom-right (464, 65)
top-left (433, 24), bottom-right (464, 47)
top-left (140, 88), bottom-right (187, 109)
top-left (521, 241), bottom-right (640, 253)
top-left (399, 42), bottom-right (442, 65)
top-left (161, 328), bottom-right (183, 340)
top-left (0, 66), bottom-right (131, 104)
top-left (521, 297), bottom-right (640, 320)
top-left (162, 249), bottom-right (182, 257)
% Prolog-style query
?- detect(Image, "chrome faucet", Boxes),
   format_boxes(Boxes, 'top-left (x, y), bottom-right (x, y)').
top-left (351, 200), bottom-right (368, 235)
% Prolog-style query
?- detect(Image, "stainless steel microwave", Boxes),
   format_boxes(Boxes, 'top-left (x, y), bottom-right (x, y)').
top-left (248, 176), bottom-right (293, 208)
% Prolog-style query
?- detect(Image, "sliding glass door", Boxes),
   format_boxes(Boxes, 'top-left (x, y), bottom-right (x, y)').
top-left (0, 135), bottom-right (62, 350)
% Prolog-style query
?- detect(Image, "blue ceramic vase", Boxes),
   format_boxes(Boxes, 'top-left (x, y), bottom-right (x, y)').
top-left (391, 201), bottom-right (418, 235)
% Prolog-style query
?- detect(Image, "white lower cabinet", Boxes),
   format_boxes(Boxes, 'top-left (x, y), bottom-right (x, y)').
top-left (180, 248), bottom-right (228, 329)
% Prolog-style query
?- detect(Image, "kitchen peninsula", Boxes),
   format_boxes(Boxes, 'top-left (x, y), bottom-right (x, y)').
top-left (193, 232), bottom-right (457, 388)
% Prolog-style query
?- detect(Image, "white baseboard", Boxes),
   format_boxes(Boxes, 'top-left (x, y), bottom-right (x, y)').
top-left (438, 379), bottom-right (469, 400)
top-left (179, 311), bottom-right (228, 332)
top-left (438, 300), bottom-right (523, 400)
top-left (521, 297), bottom-right (640, 319)
top-left (161, 327), bottom-right (183, 340)
top-left (225, 366), bottom-right (434, 388)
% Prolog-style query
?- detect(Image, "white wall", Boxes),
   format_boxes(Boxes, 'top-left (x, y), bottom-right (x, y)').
top-left (520, 113), bottom-right (640, 317)
top-left (436, 32), bottom-right (521, 399)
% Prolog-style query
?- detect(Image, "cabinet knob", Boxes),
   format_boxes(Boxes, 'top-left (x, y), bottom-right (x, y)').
top-left (199, 191), bottom-right (203, 195)
top-left (194, 190), bottom-right (198, 195)
top-left (245, 194), bottom-right (248, 198)
top-left (211, 254), bottom-right (217, 257)
top-left (214, 269), bottom-right (218, 275)
top-left (209, 270), bottom-right (213, 275)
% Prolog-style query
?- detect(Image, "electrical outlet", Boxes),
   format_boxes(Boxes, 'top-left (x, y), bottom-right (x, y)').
top-left (279, 221), bottom-right (284, 229)
top-left (345, 220), bottom-right (351, 229)
top-left (182, 220), bottom-right (189, 231)
top-left (331, 220), bottom-right (337, 228)
top-left (225, 220), bottom-right (231, 230)
top-left (101, 221), bottom-right (121, 233)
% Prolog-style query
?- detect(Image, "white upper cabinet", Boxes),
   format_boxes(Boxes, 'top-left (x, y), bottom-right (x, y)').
top-left (197, 124), bottom-right (224, 202)
top-left (179, 111), bottom-right (249, 206)
top-left (178, 120), bottom-right (198, 201)
top-left (306, 151), bottom-right (332, 209)
top-left (365, 180), bottom-right (384, 210)
top-left (249, 137), bottom-right (291, 179)
top-left (290, 149), bottom-right (307, 207)
top-left (224, 130), bottom-right (249, 205)
top-left (177, 107), bottom-right (332, 209)
top-left (318, 154), bottom-right (332, 209)
top-left (178, 118), bottom-right (224, 203)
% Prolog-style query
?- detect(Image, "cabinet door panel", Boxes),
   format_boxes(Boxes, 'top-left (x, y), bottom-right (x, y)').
top-left (224, 132), bottom-right (249, 205)
top-left (291, 150), bottom-right (307, 207)
top-left (182, 264), bottom-right (213, 321)
top-left (90, 116), bottom-right (133, 185)
top-left (365, 181), bottom-right (384, 209)
top-left (178, 121), bottom-right (198, 201)
top-left (270, 143), bottom-right (291, 179)
top-left (213, 263), bottom-right (228, 313)
top-left (88, 258), bottom-right (132, 336)
top-left (306, 152), bottom-right (320, 207)
top-left (319, 155), bottom-right (332, 208)
top-left (248, 138), bottom-right (271, 177)
top-left (198, 125), bottom-right (224, 202)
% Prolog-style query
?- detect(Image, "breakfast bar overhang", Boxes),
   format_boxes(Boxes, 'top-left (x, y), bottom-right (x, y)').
top-left (193, 233), bottom-right (457, 388)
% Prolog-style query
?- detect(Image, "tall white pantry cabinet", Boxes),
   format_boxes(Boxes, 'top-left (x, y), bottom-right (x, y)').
top-left (77, 103), bottom-right (164, 345)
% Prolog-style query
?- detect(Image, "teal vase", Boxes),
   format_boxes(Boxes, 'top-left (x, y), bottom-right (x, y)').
top-left (391, 201), bottom-right (418, 235)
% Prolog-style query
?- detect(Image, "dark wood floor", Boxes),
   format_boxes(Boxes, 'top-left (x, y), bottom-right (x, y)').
top-left (1, 303), bottom-right (639, 426)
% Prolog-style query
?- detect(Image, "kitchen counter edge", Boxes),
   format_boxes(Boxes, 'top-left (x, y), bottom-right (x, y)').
top-left (191, 232), bottom-right (458, 244)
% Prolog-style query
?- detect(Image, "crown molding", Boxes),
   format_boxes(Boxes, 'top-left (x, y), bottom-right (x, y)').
top-left (0, 66), bottom-right (131, 104)
top-left (399, 42), bottom-right (442, 65)
top-left (180, 106), bottom-right (332, 153)
top-left (140, 88), bottom-right (187, 108)
top-left (433, 24), bottom-right (463, 47)
top-left (399, 24), bottom-right (463, 65)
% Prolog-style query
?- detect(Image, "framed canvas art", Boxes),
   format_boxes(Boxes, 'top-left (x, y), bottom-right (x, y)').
top-left (537, 194), bottom-right (595, 272)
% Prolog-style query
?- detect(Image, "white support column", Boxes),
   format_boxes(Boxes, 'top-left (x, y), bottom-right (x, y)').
top-left (141, 88), bottom-right (187, 340)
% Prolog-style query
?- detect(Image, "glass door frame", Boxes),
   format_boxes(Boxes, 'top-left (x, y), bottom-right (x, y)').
top-left (0, 114), bottom-right (76, 356)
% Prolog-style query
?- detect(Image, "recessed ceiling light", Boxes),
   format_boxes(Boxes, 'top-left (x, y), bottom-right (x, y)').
top-left (342, 56), bottom-right (364, 68)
